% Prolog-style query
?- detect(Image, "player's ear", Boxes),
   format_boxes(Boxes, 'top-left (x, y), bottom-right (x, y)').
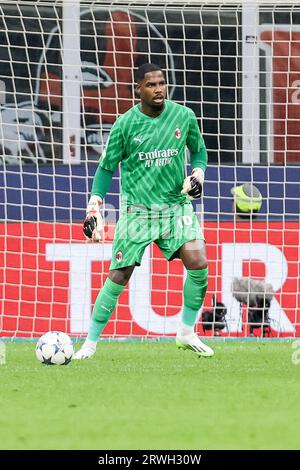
top-left (135, 83), bottom-right (141, 96)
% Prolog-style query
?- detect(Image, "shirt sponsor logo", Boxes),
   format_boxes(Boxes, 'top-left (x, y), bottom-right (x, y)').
top-left (138, 148), bottom-right (178, 167)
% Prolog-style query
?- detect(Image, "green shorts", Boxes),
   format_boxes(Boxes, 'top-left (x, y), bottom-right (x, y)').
top-left (110, 202), bottom-right (204, 270)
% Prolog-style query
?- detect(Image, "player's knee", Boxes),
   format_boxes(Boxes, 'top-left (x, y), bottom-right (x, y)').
top-left (187, 258), bottom-right (208, 271)
top-left (109, 267), bottom-right (134, 286)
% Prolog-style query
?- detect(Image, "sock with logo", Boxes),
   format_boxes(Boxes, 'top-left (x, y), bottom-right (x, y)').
top-left (179, 267), bottom-right (208, 333)
top-left (87, 278), bottom-right (125, 342)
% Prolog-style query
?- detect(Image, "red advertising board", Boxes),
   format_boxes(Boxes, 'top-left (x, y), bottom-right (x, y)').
top-left (0, 222), bottom-right (299, 337)
top-left (260, 29), bottom-right (300, 163)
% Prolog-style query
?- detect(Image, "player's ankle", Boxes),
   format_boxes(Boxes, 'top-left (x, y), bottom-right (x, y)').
top-left (177, 324), bottom-right (194, 337)
top-left (83, 338), bottom-right (97, 350)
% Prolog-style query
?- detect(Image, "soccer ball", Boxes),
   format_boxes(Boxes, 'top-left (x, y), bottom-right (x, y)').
top-left (35, 331), bottom-right (74, 365)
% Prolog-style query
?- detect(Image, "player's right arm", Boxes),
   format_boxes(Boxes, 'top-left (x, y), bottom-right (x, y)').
top-left (83, 121), bottom-right (124, 242)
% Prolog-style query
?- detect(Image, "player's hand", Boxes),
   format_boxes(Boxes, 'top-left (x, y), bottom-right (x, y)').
top-left (83, 195), bottom-right (104, 242)
top-left (181, 168), bottom-right (204, 199)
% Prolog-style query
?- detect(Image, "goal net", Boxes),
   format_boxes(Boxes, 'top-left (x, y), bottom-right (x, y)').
top-left (0, 0), bottom-right (299, 339)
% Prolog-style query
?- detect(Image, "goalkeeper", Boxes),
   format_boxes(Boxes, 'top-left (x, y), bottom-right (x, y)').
top-left (74, 63), bottom-right (214, 359)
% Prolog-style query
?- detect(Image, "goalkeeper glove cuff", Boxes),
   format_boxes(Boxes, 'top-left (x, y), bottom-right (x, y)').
top-left (83, 195), bottom-right (104, 242)
top-left (181, 167), bottom-right (204, 200)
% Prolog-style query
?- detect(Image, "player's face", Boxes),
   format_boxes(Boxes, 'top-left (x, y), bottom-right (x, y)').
top-left (136, 71), bottom-right (167, 113)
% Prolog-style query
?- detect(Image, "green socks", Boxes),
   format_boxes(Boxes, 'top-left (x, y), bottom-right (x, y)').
top-left (87, 278), bottom-right (125, 341)
top-left (87, 268), bottom-right (208, 341)
top-left (182, 267), bottom-right (208, 327)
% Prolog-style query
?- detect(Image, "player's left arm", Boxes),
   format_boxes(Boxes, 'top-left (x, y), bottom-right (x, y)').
top-left (181, 109), bottom-right (208, 199)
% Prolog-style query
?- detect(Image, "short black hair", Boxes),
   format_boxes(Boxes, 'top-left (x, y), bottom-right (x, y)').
top-left (135, 63), bottom-right (164, 82)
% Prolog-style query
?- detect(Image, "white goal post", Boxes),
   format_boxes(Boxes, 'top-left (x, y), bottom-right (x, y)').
top-left (0, 0), bottom-right (299, 339)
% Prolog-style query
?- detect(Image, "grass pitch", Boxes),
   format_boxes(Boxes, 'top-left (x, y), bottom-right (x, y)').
top-left (0, 340), bottom-right (299, 450)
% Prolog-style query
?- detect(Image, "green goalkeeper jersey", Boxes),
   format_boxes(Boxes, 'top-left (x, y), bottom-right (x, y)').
top-left (99, 99), bottom-right (207, 208)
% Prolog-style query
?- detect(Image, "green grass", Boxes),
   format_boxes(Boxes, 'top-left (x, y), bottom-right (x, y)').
top-left (0, 341), bottom-right (299, 450)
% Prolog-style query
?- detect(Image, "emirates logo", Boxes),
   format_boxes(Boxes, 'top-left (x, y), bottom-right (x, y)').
top-left (175, 128), bottom-right (181, 139)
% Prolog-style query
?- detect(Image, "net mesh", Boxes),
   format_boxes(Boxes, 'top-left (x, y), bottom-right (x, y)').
top-left (0, 1), bottom-right (299, 339)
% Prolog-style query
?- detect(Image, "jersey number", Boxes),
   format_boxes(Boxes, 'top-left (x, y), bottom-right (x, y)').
top-left (177, 215), bottom-right (192, 229)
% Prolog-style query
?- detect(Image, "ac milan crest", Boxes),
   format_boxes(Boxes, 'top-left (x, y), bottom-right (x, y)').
top-left (175, 127), bottom-right (181, 139)
top-left (115, 251), bottom-right (123, 262)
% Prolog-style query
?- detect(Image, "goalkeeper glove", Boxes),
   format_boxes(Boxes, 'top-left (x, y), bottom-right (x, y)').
top-left (83, 195), bottom-right (104, 242)
top-left (181, 167), bottom-right (204, 199)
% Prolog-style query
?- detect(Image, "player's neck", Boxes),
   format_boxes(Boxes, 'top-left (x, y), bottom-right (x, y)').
top-left (140, 101), bottom-right (165, 118)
